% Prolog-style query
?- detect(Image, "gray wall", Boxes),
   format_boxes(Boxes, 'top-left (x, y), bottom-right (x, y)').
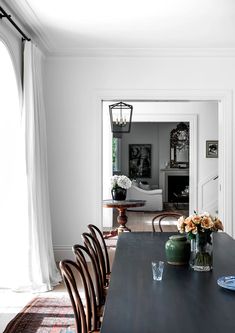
top-left (120, 122), bottom-right (178, 186)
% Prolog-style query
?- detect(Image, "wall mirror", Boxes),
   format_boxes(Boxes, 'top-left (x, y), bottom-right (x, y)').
top-left (170, 122), bottom-right (189, 168)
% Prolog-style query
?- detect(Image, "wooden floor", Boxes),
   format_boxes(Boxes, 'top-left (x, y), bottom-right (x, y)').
top-left (107, 203), bottom-right (189, 233)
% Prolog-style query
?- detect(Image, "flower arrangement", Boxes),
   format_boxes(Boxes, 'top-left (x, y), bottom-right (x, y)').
top-left (177, 211), bottom-right (223, 238)
top-left (177, 212), bottom-right (223, 271)
top-left (110, 175), bottom-right (132, 190)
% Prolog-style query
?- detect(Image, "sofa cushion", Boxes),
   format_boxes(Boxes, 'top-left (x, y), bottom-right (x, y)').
top-left (132, 180), bottom-right (139, 187)
top-left (139, 183), bottom-right (151, 190)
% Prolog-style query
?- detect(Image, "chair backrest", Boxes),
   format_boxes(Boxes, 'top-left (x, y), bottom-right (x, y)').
top-left (82, 232), bottom-right (107, 288)
top-left (73, 244), bottom-right (105, 306)
top-left (88, 224), bottom-right (110, 275)
top-left (152, 212), bottom-right (182, 232)
top-left (59, 260), bottom-right (99, 333)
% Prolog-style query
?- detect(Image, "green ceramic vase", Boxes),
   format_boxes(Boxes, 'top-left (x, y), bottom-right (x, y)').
top-left (165, 234), bottom-right (190, 265)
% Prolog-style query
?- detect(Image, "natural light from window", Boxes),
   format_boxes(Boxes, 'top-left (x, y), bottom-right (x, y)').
top-left (0, 41), bottom-right (29, 288)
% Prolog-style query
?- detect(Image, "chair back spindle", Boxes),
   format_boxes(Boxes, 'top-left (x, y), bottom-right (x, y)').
top-left (152, 212), bottom-right (182, 232)
top-left (73, 244), bottom-right (105, 306)
top-left (88, 224), bottom-right (111, 276)
top-left (59, 260), bottom-right (99, 333)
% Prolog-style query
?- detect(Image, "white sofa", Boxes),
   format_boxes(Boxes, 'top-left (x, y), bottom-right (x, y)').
top-left (126, 185), bottom-right (163, 211)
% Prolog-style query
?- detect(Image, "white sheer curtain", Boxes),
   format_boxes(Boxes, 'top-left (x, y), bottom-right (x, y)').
top-left (0, 40), bottom-right (60, 291)
top-left (0, 40), bottom-right (29, 289)
top-left (21, 41), bottom-right (61, 292)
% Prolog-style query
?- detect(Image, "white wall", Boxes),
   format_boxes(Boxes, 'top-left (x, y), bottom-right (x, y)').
top-left (43, 56), bottom-right (233, 259)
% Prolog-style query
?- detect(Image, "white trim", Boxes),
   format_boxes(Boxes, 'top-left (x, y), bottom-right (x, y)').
top-left (198, 172), bottom-right (218, 214)
top-left (48, 47), bottom-right (235, 58)
top-left (2, 0), bottom-right (50, 53)
top-left (53, 246), bottom-right (74, 262)
top-left (218, 95), bottom-right (233, 236)
top-left (94, 89), bottom-right (233, 237)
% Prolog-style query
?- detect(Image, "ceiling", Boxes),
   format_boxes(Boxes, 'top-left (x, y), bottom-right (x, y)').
top-left (3, 0), bottom-right (235, 56)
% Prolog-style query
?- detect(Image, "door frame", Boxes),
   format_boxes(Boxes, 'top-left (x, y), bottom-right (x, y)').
top-left (94, 89), bottom-right (233, 237)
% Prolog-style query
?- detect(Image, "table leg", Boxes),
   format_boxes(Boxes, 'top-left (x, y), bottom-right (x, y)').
top-left (117, 208), bottom-right (131, 234)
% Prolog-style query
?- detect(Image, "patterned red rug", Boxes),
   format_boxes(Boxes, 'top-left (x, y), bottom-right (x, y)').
top-left (3, 296), bottom-right (75, 333)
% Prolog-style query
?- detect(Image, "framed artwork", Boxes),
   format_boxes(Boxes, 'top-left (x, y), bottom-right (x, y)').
top-left (129, 144), bottom-right (151, 178)
top-left (206, 140), bottom-right (218, 158)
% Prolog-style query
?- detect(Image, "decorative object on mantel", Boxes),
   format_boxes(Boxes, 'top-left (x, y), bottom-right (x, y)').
top-left (165, 234), bottom-right (190, 265)
top-left (111, 175), bottom-right (132, 200)
top-left (177, 212), bottom-right (223, 271)
top-left (170, 122), bottom-right (189, 168)
top-left (109, 101), bottom-right (133, 133)
top-left (206, 140), bottom-right (218, 158)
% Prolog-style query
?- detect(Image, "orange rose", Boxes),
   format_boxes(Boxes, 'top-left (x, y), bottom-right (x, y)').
top-left (184, 216), bottom-right (193, 225)
top-left (213, 218), bottom-right (224, 231)
top-left (201, 216), bottom-right (214, 229)
top-left (192, 215), bottom-right (202, 225)
top-left (185, 220), bottom-right (197, 234)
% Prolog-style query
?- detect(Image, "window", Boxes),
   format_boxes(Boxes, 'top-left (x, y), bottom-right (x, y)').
top-left (0, 40), bottom-right (28, 288)
top-left (112, 137), bottom-right (121, 173)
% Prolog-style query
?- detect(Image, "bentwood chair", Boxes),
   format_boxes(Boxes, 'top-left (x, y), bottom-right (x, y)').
top-left (82, 232), bottom-right (109, 289)
top-left (152, 212), bottom-right (182, 232)
top-left (73, 244), bottom-right (106, 307)
top-left (88, 224), bottom-right (111, 278)
top-left (59, 260), bottom-right (100, 333)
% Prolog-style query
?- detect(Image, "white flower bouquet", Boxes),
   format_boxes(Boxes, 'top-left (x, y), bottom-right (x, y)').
top-left (110, 175), bottom-right (132, 190)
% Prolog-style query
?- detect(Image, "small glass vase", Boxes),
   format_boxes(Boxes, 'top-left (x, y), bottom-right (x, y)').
top-left (111, 187), bottom-right (127, 201)
top-left (190, 233), bottom-right (213, 271)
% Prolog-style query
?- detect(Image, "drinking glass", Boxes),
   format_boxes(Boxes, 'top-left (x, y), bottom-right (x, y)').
top-left (152, 261), bottom-right (164, 281)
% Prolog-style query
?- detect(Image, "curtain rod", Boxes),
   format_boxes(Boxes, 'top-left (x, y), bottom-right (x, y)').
top-left (0, 6), bottom-right (30, 41)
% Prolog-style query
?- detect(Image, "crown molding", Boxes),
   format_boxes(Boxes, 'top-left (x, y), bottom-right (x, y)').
top-left (3, 1), bottom-right (235, 58)
top-left (48, 47), bottom-right (235, 58)
top-left (1, 0), bottom-right (52, 54)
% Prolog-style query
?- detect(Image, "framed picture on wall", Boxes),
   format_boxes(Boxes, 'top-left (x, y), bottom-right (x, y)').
top-left (129, 144), bottom-right (151, 178)
top-left (206, 140), bottom-right (218, 158)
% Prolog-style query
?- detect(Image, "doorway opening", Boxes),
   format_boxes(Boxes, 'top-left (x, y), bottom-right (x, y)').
top-left (102, 100), bottom-right (219, 231)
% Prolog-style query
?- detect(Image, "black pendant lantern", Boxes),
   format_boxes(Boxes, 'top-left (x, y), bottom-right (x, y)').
top-left (109, 101), bottom-right (133, 133)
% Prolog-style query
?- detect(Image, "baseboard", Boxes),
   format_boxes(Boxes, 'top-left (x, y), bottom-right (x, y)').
top-left (53, 245), bottom-right (74, 261)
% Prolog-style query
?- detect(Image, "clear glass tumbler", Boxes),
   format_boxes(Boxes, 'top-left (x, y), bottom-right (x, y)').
top-left (152, 261), bottom-right (164, 281)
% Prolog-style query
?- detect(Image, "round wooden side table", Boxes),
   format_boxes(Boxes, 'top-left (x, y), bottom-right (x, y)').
top-left (103, 199), bottom-right (145, 235)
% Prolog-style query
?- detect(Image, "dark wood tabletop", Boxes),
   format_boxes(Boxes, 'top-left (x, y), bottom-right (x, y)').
top-left (103, 199), bottom-right (145, 209)
top-left (100, 232), bottom-right (235, 333)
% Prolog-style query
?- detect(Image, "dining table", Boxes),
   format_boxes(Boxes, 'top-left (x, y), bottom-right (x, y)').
top-left (100, 232), bottom-right (235, 333)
